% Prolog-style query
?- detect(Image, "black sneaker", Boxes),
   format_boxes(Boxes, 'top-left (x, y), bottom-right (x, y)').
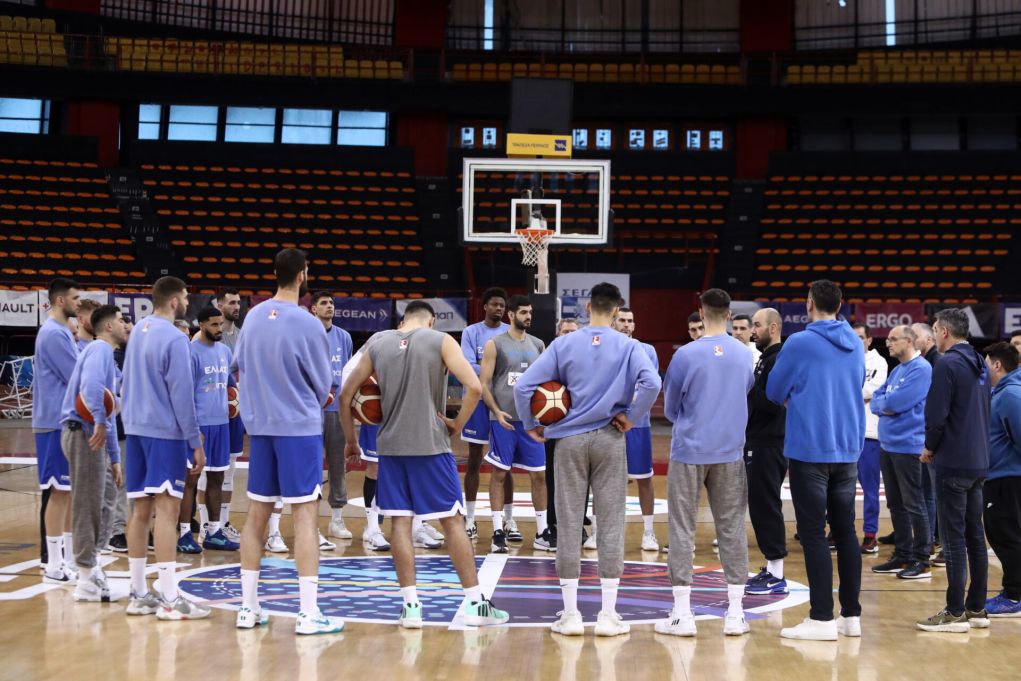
top-left (931, 550), bottom-right (946, 567)
top-left (108, 533), bottom-right (128, 552)
top-left (878, 531), bottom-right (896, 545)
top-left (533, 528), bottom-right (556, 552)
top-left (897, 561), bottom-right (932, 580)
top-left (873, 557), bottom-right (911, 574)
top-left (491, 529), bottom-right (508, 554)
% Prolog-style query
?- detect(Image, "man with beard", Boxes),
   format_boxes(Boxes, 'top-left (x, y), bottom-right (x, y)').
top-left (215, 288), bottom-right (243, 351)
top-left (213, 288), bottom-right (244, 545)
top-left (731, 314), bottom-right (761, 368)
top-left (479, 295), bottom-right (552, 553)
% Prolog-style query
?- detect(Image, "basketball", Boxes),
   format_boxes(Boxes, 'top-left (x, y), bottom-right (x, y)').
top-left (530, 380), bottom-right (571, 425)
top-left (74, 388), bottom-right (117, 425)
top-left (351, 375), bottom-right (382, 425)
top-left (323, 391), bottom-right (335, 409)
top-left (227, 385), bottom-right (240, 419)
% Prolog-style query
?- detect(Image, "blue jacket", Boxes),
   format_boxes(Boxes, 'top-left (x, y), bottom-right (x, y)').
top-left (871, 354), bottom-right (932, 455)
top-left (924, 343), bottom-right (991, 478)
top-left (766, 319), bottom-right (866, 463)
top-left (988, 368), bottom-right (1021, 481)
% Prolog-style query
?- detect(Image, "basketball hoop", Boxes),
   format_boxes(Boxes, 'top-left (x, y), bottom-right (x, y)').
top-left (516, 228), bottom-right (555, 295)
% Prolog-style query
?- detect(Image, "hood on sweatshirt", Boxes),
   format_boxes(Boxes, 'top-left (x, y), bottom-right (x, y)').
top-left (806, 319), bottom-right (861, 353)
top-left (947, 342), bottom-right (989, 383)
top-left (993, 366), bottom-right (1021, 396)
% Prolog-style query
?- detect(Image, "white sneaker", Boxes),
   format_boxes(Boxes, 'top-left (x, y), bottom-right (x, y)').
top-left (594, 611), bottom-right (630, 637)
top-left (724, 612), bottom-right (750, 636)
top-left (655, 612), bottom-right (697, 637)
top-left (836, 616), bottom-right (862, 637)
top-left (126, 590), bottom-right (161, 616)
top-left (223, 523), bottom-right (242, 543)
top-left (73, 573), bottom-right (108, 603)
top-left (318, 531), bottom-right (336, 551)
top-left (199, 522), bottom-right (209, 544)
top-left (505, 517), bottom-right (522, 542)
top-left (363, 530), bottom-right (391, 552)
top-left (236, 606), bottom-right (270, 629)
top-left (328, 517), bottom-right (353, 540)
top-left (265, 532), bottom-right (289, 553)
top-left (551, 610), bottom-right (585, 636)
top-left (413, 527), bottom-right (442, 549)
top-left (641, 530), bottom-right (659, 552)
top-left (157, 595), bottom-right (212, 621)
top-left (43, 564), bottom-right (76, 585)
top-left (780, 617), bottom-right (838, 641)
top-left (465, 520), bottom-right (478, 541)
top-left (421, 523), bottom-right (445, 542)
top-left (295, 608), bottom-right (345, 635)
top-left (583, 532), bottom-right (598, 551)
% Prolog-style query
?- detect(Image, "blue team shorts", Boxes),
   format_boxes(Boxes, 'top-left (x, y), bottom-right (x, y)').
top-left (247, 434), bottom-right (323, 504)
top-left (460, 401), bottom-right (491, 445)
top-left (125, 435), bottom-right (191, 499)
top-left (201, 423), bottom-right (231, 472)
top-left (359, 424), bottom-right (379, 463)
top-left (228, 416), bottom-right (246, 456)
top-left (35, 430), bottom-right (71, 491)
top-left (626, 426), bottom-right (654, 479)
top-left (376, 453), bottom-right (465, 520)
top-left (485, 420), bottom-right (546, 471)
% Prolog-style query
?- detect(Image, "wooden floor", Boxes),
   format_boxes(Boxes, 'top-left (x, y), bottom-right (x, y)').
top-left (0, 424), bottom-right (1019, 681)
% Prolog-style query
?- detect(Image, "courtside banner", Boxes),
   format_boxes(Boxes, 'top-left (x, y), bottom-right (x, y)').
top-left (854, 304), bottom-right (926, 338)
top-left (558, 273), bottom-right (632, 325)
top-left (36, 290), bottom-right (109, 326)
top-left (333, 297), bottom-right (391, 332)
top-left (1002, 305), bottom-right (1021, 337)
top-left (925, 303), bottom-right (998, 339)
top-left (780, 302), bottom-right (853, 335)
top-left (506, 133), bottom-right (572, 157)
top-left (0, 290), bottom-right (40, 327)
top-left (109, 293), bottom-right (154, 322)
top-left (396, 298), bottom-right (467, 333)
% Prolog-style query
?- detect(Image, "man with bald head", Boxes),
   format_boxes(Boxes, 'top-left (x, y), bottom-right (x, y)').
top-left (744, 308), bottom-right (791, 596)
top-left (913, 323), bottom-right (940, 367)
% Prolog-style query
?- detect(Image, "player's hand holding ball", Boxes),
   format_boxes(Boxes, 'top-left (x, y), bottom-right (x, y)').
top-left (525, 425), bottom-right (546, 443)
top-left (611, 413), bottom-right (633, 434)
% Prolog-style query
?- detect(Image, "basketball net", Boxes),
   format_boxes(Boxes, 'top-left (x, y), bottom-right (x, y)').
top-left (516, 228), bottom-right (554, 295)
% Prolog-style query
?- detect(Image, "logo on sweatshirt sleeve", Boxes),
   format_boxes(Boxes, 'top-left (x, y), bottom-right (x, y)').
top-left (268, 309), bottom-right (279, 320)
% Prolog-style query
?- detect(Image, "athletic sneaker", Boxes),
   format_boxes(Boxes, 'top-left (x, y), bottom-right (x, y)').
top-left (421, 523), bottom-right (444, 542)
top-left (265, 532), bottom-right (289, 553)
top-left (836, 616), bottom-right (861, 637)
top-left (655, 612), bottom-right (696, 637)
top-left (73, 572), bottom-right (110, 603)
top-left (780, 617), bottom-right (838, 641)
top-left (42, 564), bottom-right (76, 585)
top-left (931, 550), bottom-right (946, 567)
top-left (203, 528), bottom-right (241, 551)
top-left (745, 568), bottom-right (788, 595)
top-left (985, 592), bottom-right (1021, 617)
top-left (872, 557), bottom-right (911, 574)
top-left (465, 520), bottom-right (478, 541)
top-left (463, 597), bottom-right (509, 626)
top-left (491, 529), bottom-right (509, 554)
top-left (413, 527), bottom-right (442, 549)
top-left (723, 612), bottom-right (750, 636)
top-left (505, 518), bottom-right (523, 542)
top-left (126, 590), bottom-right (161, 616)
top-left (236, 606), bottom-right (270, 629)
top-left (533, 529), bottom-right (556, 552)
top-left (582, 532), bottom-right (598, 551)
top-left (399, 602), bottom-right (423, 629)
top-left (363, 530), bottom-right (390, 552)
top-left (860, 535), bottom-right (879, 554)
top-left (177, 531), bottom-right (203, 555)
top-left (916, 608), bottom-right (969, 633)
top-left (223, 523), bottom-right (242, 544)
top-left (551, 610), bottom-right (584, 635)
top-left (108, 533), bottom-right (128, 553)
top-left (641, 530), bottom-right (659, 552)
top-left (878, 531), bottom-right (896, 545)
top-left (296, 608), bottom-right (345, 635)
top-left (966, 609), bottom-right (990, 629)
top-left (318, 531), bottom-right (336, 551)
top-left (594, 611), bottom-right (630, 636)
top-left (896, 562), bottom-right (932, 580)
top-left (328, 517), bottom-right (353, 540)
top-left (156, 595), bottom-right (212, 621)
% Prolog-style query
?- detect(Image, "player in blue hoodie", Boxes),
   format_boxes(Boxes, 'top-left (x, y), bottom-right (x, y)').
top-left (917, 308), bottom-right (991, 633)
top-left (766, 280), bottom-right (865, 641)
top-left (981, 342), bottom-right (1021, 617)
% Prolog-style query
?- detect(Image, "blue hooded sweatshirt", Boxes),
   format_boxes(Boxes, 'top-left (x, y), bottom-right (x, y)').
top-left (987, 367), bottom-right (1021, 481)
top-left (766, 319), bottom-right (866, 463)
top-left (924, 342), bottom-right (991, 478)
top-left (871, 353), bottom-right (932, 455)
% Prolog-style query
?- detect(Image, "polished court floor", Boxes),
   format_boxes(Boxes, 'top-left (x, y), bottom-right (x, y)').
top-left (0, 424), bottom-right (1019, 681)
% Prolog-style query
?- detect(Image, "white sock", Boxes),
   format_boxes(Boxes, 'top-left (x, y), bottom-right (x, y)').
top-left (198, 504), bottom-right (209, 527)
top-left (129, 557), bottom-right (147, 595)
top-left (401, 585), bottom-right (418, 605)
top-left (412, 516), bottom-right (423, 535)
top-left (157, 562), bottom-right (179, 601)
top-left (268, 513), bottom-right (281, 536)
top-left (241, 569), bottom-right (259, 610)
top-left (767, 558), bottom-right (784, 580)
top-left (208, 521), bottom-right (221, 534)
top-left (331, 508), bottom-right (344, 523)
top-left (220, 503), bottom-right (231, 525)
top-left (79, 565), bottom-right (92, 581)
top-left (492, 513), bottom-right (504, 532)
top-left (727, 584), bottom-right (744, 616)
top-left (62, 532), bottom-right (73, 562)
top-left (466, 501), bottom-right (476, 523)
top-left (601, 577), bottom-right (620, 614)
top-left (46, 536), bottom-right (63, 573)
top-left (561, 578), bottom-right (579, 613)
top-left (464, 585), bottom-right (483, 603)
top-left (179, 523), bottom-right (190, 538)
top-left (504, 503), bottom-right (514, 521)
top-left (672, 585), bottom-right (692, 617)
top-left (298, 575), bottom-right (318, 613)
top-left (535, 510), bottom-right (548, 535)
top-left (365, 504), bottom-right (380, 534)
top-left (643, 515), bottom-right (654, 533)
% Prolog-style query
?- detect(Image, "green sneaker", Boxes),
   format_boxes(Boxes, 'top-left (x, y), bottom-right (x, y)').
top-left (399, 602), bottom-right (423, 629)
top-left (965, 608), bottom-right (990, 629)
top-left (464, 597), bottom-right (509, 627)
top-left (916, 608), bottom-right (969, 633)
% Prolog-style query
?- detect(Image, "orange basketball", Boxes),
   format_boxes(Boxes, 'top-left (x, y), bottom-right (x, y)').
top-left (227, 385), bottom-right (240, 419)
top-left (351, 374), bottom-right (382, 425)
top-left (530, 380), bottom-right (571, 426)
top-left (75, 388), bottom-right (117, 425)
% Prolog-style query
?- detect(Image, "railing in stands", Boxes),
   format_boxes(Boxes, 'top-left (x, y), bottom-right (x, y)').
top-left (446, 24), bottom-right (739, 54)
top-left (795, 10), bottom-right (1021, 50)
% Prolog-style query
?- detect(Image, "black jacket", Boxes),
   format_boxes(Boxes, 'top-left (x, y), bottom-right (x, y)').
top-left (746, 343), bottom-right (785, 447)
top-left (924, 342), bottom-right (991, 478)
top-left (924, 345), bottom-right (941, 367)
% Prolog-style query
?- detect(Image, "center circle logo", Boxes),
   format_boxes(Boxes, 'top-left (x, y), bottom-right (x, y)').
top-left (178, 555), bottom-right (808, 627)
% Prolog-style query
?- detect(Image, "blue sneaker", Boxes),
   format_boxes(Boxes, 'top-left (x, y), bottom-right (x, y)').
top-left (985, 592), bottom-right (1021, 618)
top-left (203, 528), bottom-right (240, 552)
top-left (745, 568), bottom-right (787, 595)
top-left (177, 531), bottom-right (203, 554)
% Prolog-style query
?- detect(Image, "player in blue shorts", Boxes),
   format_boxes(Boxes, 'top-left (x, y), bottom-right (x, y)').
top-left (613, 308), bottom-right (662, 551)
top-left (460, 287), bottom-right (517, 541)
top-left (479, 295), bottom-right (553, 553)
top-left (121, 277), bottom-right (209, 620)
top-left (34, 277), bottom-right (81, 583)
top-left (234, 248), bottom-right (344, 635)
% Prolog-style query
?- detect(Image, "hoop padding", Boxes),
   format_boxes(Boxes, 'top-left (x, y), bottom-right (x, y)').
top-left (516, 229), bottom-right (555, 266)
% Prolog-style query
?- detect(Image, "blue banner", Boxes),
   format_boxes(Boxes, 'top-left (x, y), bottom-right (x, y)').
top-left (780, 302), bottom-right (853, 335)
top-left (333, 297), bottom-right (391, 332)
top-left (395, 298), bottom-right (467, 332)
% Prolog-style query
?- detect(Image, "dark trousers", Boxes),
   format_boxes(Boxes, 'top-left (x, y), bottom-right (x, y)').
top-left (39, 486), bottom-right (50, 563)
top-left (921, 463), bottom-right (938, 543)
top-left (935, 471), bottom-right (988, 615)
top-left (744, 443), bottom-right (788, 561)
top-left (983, 476), bottom-right (1021, 601)
top-left (545, 439), bottom-right (557, 531)
top-left (788, 459), bottom-right (862, 621)
top-left (880, 450), bottom-right (930, 564)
